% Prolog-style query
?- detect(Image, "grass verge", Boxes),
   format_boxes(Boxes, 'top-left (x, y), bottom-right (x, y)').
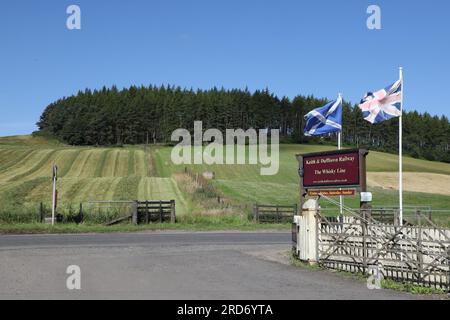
top-left (0, 215), bottom-right (291, 235)
top-left (289, 251), bottom-right (448, 297)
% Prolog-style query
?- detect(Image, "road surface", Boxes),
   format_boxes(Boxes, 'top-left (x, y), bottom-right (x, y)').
top-left (0, 231), bottom-right (427, 300)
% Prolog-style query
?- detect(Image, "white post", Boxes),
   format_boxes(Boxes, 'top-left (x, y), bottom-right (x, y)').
top-left (296, 199), bottom-right (319, 264)
top-left (51, 164), bottom-right (57, 226)
top-left (399, 67), bottom-right (404, 226)
top-left (338, 93), bottom-right (343, 217)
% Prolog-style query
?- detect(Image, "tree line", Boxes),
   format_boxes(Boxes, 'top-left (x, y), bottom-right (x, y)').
top-left (37, 85), bottom-right (450, 163)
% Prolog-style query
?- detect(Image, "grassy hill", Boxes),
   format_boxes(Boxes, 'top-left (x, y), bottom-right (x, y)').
top-left (153, 144), bottom-right (450, 214)
top-left (0, 136), bottom-right (188, 218)
top-left (0, 135), bottom-right (449, 224)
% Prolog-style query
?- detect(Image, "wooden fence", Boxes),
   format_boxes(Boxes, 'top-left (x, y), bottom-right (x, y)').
top-left (254, 204), bottom-right (297, 223)
top-left (370, 210), bottom-right (397, 224)
top-left (133, 200), bottom-right (176, 224)
top-left (316, 212), bottom-right (450, 290)
top-left (369, 207), bottom-right (433, 225)
top-left (38, 200), bottom-right (176, 225)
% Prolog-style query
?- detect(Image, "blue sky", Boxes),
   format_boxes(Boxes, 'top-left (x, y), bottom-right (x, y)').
top-left (1, 0), bottom-right (449, 136)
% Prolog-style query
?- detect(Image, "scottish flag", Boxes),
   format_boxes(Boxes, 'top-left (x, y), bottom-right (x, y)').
top-left (359, 79), bottom-right (402, 124)
top-left (304, 96), bottom-right (343, 136)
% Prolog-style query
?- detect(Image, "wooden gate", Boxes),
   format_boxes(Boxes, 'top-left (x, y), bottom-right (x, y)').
top-left (316, 205), bottom-right (450, 290)
top-left (253, 204), bottom-right (297, 223)
top-left (135, 200), bottom-right (176, 224)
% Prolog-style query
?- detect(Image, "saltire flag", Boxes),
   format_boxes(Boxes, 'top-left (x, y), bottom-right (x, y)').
top-left (304, 96), bottom-right (343, 136)
top-left (359, 79), bottom-right (402, 124)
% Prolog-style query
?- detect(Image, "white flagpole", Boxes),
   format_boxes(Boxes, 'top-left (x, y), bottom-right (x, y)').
top-left (399, 67), bottom-right (404, 226)
top-left (52, 163), bottom-right (57, 226)
top-left (338, 93), bottom-right (343, 217)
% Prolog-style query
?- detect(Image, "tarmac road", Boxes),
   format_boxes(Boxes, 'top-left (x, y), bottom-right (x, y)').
top-left (0, 231), bottom-right (429, 300)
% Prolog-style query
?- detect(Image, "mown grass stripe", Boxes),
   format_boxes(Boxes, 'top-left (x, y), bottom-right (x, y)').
top-left (78, 150), bottom-right (105, 178)
top-left (113, 176), bottom-right (140, 200)
top-left (76, 151), bottom-right (94, 178)
top-left (0, 149), bottom-right (18, 171)
top-left (137, 177), bottom-right (147, 200)
top-left (169, 177), bottom-right (187, 214)
top-left (62, 178), bottom-right (88, 203)
top-left (117, 150), bottom-right (130, 177)
top-left (80, 178), bottom-right (105, 201)
top-left (0, 149), bottom-right (42, 176)
top-left (128, 150), bottom-right (136, 176)
top-left (133, 150), bottom-right (146, 177)
top-left (1, 177), bottom-right (48, 205)
top-left (112, 150), bottom-right (121, 177)
top-left (85, 178), bottom-right (110, 201)
top-left (147, 149), bottom-right (157, 177)
top-left (103, 177), bottom-right (122, 200)
top-left (100, 150), bottom-right (117, 177)
top-left (64, 151), bottom-right (88, 178)
top-left (8, 150), bottom-right (58, 182)
top-left (23, 149), bottom-right (73, 180)
top-left (94, 149), bottom-right (110, 177)
top-left (58, 150), bottom-right (81, 177)
top-left (0, 149), bottom-right (23, 171)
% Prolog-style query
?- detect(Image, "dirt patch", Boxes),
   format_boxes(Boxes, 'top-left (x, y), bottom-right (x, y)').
top-left (367, 172), bottom-right (450, 196)
top-left (243, 248), bottom-right (291, 265)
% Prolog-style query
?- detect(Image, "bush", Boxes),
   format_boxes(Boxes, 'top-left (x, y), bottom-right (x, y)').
top-left (0, 203), bottom-right (41, 224)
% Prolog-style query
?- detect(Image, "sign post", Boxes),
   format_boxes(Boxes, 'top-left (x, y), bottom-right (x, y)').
top-left (52, 164), bottom-right (58, 226)
top-left (297, 149), bottom-right (369, 215)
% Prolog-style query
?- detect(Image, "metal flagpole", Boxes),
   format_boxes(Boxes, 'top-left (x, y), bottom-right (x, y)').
top-left (399, 67), bottom-right (404, 226)
top-left (338, 131), bottom-right (343, 217)
top-left (52, 163), bottom-right (57, 226)
top-left (338, 93), bottom-right (343, 217)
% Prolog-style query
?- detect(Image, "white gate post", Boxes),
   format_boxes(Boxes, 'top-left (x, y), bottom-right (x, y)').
top-left (294, 199), bottom-right (319, 265)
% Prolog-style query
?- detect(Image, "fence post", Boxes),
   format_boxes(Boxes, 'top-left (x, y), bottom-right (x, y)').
top-left (276, 206), bottom-right (280, 223)
top-left (79, 203), bottom-right (83, 224)
top-left (159, 201), bottom-right (163, 223)
top-left (170, 200), bottom-right (176, 223)
top-left (253, 204), bottom-right (259, 222)
top-left (417, 209), bottom-right (424, 286)
top-left (361, 210), bottom-right (368, 274)
top-left (447, 248), bottom-right (450, 296)
top-left (292, 221), bottom-right (298, 252)
top-left (146, 201), bottom-right (149, 224)
top-left (39, 202), bottom-right (44, 223)
top-left (397, 209), bottom-right (400, 226)
top-left (131, 201), bottom-right (138, 225)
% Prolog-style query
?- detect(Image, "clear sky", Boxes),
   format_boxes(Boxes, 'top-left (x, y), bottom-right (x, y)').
top-left (1, 0), bottom-right (449, 136)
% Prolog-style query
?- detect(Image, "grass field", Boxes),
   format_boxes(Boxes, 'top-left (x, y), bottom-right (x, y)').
top-left (153, 144), bottom-right (450, 211)
top-left (0, 136), bottom-right (188, 218)
top-left (0, 135), bottom-right (449, 225)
